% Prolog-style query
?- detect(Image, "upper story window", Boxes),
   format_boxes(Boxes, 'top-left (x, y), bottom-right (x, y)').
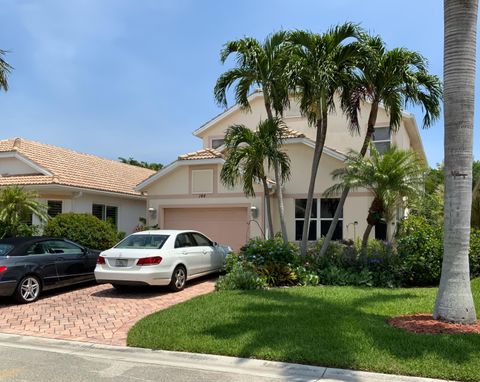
top-left (294, 198), bottom-right (343, 241)
top-left (372, 126), bottom-right (391, 154)
top-left (211, 138), bottom-right (225, 149)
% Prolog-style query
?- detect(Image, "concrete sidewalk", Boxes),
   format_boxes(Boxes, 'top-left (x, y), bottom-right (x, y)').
top-left (0, 333), bottom-right (456, 382)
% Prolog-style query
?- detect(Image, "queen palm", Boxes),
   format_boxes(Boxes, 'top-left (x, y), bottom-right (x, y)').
top-left (0, 186), bottom-right (48, 237)
top-left (220, 119), bottom-right (291, 238)
top-left (0, 49), bottom-right (12, 91)
top-left (319, 34), bottom-right (442, 257)
top-left (324, 145), bottom-right (425, 254)
top-left (214, 32), bottom-right (291, 242)
top-left (287, 24), bottom-right (362, 256)
top-left (434, 0), bottom-right (478, 324)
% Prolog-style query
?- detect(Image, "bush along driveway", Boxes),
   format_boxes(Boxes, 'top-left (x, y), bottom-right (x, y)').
top-left (128, 278), bottom-right (480, 382)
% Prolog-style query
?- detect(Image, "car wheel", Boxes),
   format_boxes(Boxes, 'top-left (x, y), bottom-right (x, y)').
top-left (169, 266), bottom-right (186, 292)
top-left (14, 275), bottom-right (42, 304)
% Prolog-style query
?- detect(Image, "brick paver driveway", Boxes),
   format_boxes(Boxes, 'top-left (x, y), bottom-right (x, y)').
top-left (0, 278), bottom-right (215, 345)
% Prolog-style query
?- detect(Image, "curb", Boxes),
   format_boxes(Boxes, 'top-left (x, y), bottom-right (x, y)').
top-left (0, 333), bottom-right (457, 382)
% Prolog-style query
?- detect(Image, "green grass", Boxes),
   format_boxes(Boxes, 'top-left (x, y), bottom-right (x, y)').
top-left (128, 279), bottom-right (480, 381)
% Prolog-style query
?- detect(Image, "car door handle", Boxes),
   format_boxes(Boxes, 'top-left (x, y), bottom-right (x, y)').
top-left (181, 251), bottom-right (187, 255)
top-left (202, 250), bottom-right (207, 255)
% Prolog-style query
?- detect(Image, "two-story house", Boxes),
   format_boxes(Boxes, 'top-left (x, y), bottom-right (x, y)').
top-left (138, 90), bottom-right (426, 251)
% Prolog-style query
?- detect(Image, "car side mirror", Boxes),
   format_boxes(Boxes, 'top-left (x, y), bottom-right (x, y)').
top-left (212, 241), bottom-right (218, 247)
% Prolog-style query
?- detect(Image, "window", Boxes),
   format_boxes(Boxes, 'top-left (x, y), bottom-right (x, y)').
top-left (92, 204), bottom-right (118, 228)
top-left (175, 233), bottom-right (196, 248)
top-left (372, 126), bottom-right (391, 154)
top-left (26, 242), bottom-right (49, 256)
top-left (375, 221), bottom-right (387, 241)
top-left (44, 240), bottom-right (83, 255)
top-left (295, 199), bottom-right (343, 241)
top-left (115, 234), bottom-right (169, 249)
top-left (191, 169), bottom-right (214, 194)
top-left (47, 200), bottom-right (62, 217)
top-left (191, 232), bottom-right (213, 246)
top-left (211, 138), bottom-right (225, 149)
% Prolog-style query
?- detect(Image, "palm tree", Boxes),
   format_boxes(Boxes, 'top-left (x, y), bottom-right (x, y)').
top-left (0, 186), bottom-right (48, 237)
top-left (0, 49), bottom-right (12, 91)
top-left (214, 32), bottom-right (291, 242)
top-left (434, 0), bottom-right (478, 324)
top-left (287, 24), bottom-right (362, 255)
top-left (220, 119), bottom-right (291, 238)
top-left (324, 145), bottom-right (425, 254)
top-left (319, 34), bottom-right (442, 256)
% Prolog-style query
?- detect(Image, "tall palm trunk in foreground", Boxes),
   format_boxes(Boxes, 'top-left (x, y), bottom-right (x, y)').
top-left (434, 0), bottom-right (478, 324)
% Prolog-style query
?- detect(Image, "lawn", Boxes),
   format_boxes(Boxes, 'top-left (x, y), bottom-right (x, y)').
top-left (128, 278), bottom-right (480, 382)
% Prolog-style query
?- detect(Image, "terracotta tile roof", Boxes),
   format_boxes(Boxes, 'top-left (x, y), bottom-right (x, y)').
top-left (280, 127), bottom-right (305, 139)
top-left (178, 148), bottom-right (224, 161)
top-left (0, 138), bottom-right (156, 196)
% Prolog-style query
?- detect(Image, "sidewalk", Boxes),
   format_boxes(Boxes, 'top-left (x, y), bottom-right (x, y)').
top-left (0, 333), bottom-right (456, 382)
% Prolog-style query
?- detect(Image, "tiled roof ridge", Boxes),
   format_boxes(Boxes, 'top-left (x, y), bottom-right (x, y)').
top-left (178, 147), bottom-right (224, 160)
top-left (0, 137), bottom-right (156, 174)
top-left (280, 127), bottom-right (305, 138)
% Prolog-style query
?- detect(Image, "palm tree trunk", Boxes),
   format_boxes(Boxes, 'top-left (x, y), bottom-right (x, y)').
top-left (264, 101), bottom-right (288, 244)
top-left (434, 0), bottom-right (477, 324)
top-left (361, 224), bottom-right (373, 255)
top-left (262, 177), bottom-right (275, 238)
top-left (300, 110), bottom-right (328, 256)
top-left (319, 102), bottom-right (379, 256)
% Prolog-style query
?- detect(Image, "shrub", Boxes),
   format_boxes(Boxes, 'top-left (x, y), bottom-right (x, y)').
top-left (216, 256), bottom-right (266, 291)
top-left (307, 238), bottom-right (400, 288)
top-left (295, 266), bottom-right (320, 286)
top-left (43, 213), bottom-right (119, 250)
top-left (240, 237), bottom-right (300, 267)
top-left (257, 263), bottom-right (298, 286)
top-left (469, 229), bottom-right (480, 277)
top-left (396, 215), bottom-right (443, 286)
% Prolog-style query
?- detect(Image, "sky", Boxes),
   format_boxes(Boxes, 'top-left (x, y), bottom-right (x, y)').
top-left (0, 0), bottom-right (478, 168)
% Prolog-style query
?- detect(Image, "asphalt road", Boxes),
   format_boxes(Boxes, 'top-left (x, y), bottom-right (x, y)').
top-left (0, 333), bottom-right (453, 382)
top-left (0, 345), bottom-right (280, 382)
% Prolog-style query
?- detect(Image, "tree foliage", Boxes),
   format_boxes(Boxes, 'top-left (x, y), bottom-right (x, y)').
top-left (0, 186), bottom-right (47, 238)
top-left (118, 157), bottom-right (163, 171)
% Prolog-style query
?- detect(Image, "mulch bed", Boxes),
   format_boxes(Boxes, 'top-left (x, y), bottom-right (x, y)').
top-left (388, 314), bottom-right (480, 334)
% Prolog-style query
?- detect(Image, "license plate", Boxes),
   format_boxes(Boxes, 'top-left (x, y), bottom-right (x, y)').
top-left (115, 259), bottom-right (128, 267)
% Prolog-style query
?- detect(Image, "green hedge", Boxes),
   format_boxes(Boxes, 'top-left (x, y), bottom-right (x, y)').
top-left (43, 213), bottom-right (119, 250)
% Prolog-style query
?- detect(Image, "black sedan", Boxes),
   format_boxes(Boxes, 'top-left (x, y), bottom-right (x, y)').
top-left (0, 237), bottom-right (100, 303)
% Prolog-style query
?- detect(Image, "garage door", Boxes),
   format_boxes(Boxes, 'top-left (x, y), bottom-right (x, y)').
top-left (164, 207), bottom-right (248, 252)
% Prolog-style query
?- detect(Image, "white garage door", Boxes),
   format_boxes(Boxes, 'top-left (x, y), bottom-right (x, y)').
top-left (164, 207), bottom-right (248, 252)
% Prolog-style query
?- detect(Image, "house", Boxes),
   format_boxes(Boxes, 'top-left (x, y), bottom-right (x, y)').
top-left (137, 91), bottom-right (425, 251)
top-left (0, 138), bottom-right (155, 233)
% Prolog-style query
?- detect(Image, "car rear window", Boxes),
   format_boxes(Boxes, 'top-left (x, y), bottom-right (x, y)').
top-left (0, 244), bottom-right (14, 256)
top-left (115, 234), bottom-right (169, 249)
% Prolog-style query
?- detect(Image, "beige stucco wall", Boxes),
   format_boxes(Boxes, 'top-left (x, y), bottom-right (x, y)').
top-left (23, 186), bottom-right (147, 234)
top-left (199, 95), bottom-right (419, 156)
top-left (145, 166), bottom-right (189, 196)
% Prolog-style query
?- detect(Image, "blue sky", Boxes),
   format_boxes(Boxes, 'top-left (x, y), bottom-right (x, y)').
top-left (0, 0), bottom-right (478, 167)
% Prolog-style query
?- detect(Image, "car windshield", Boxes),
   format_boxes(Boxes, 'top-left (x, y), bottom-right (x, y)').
top-left (115, 234), bottom-right (169, 249)
top-left (0, 244), bottom-right (14, 256)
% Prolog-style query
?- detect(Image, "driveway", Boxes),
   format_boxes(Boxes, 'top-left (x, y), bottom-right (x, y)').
top-left (0, 279), bottom-right (215, 345)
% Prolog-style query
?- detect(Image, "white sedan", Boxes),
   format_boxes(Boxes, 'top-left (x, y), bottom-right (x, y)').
top-left (94, 230), bottom-right (231, 291)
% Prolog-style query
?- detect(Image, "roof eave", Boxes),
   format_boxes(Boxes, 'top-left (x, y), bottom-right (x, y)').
top-left (193, 90), bottom-right (264, 138)
top-left (136, 158), bottom-right (225, 191)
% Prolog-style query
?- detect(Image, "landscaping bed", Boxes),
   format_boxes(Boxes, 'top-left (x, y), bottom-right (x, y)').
top-left (128, 278), bottom-right (480, 382)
